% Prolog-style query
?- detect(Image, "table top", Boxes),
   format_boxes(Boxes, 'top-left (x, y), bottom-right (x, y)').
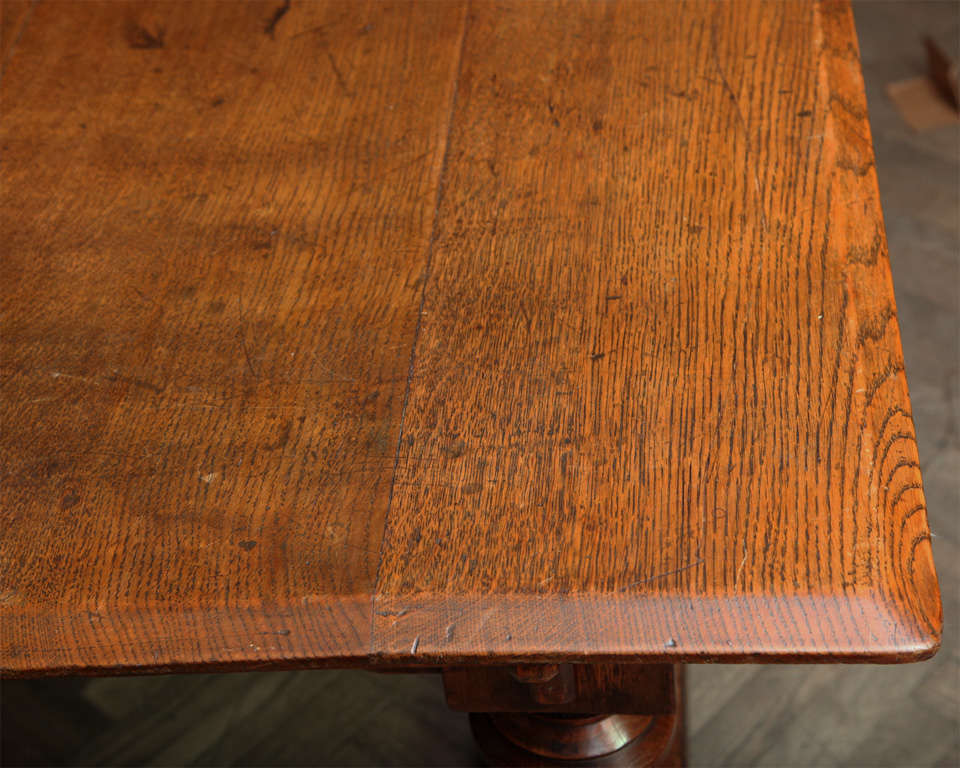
top-left (0, 0), bottom-right (941, 676)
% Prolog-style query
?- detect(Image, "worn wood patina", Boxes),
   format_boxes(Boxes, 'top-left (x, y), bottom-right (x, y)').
top-left (1, 1), bottom-right (940, 682)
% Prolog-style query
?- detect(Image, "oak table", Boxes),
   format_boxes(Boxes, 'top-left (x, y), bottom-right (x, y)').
top-left (0, 1), bottom-right (942, 764)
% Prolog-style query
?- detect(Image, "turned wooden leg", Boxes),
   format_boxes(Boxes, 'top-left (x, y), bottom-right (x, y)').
top-left (444, 664), bottom-right (686, 767)
top-left (469, 709), bottom-right (683, 766)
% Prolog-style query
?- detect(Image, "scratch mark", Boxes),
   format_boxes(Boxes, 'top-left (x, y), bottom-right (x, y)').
top-left (237, 296), bottom-right (259, 378)
top-left (51, 371), bottom-right (95, 384)
top-left (264, 0), bottom-right (290, 38)
top-left (410, 636), bottom-right (420, 654)
top-left (735, 540), bottom-right (748, 587)
top-left (621, 558), bottom-right (703, 590)
top-left (0, 0), bottom-right (36, 79)
top-left (326, 50), bottom-right (350, 95)
top-left (709, 20), bottom-right (768, 235)
top-left (292, 24), bottom-right (326, 40)
top-left (104, 371), bottom-right (164, 394)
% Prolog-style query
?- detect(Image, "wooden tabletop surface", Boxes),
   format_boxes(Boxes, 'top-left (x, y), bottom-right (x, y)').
top-left (0, 0), bottom-right (941, 676)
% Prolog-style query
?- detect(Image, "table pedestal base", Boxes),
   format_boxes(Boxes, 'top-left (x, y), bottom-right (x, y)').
top-left (470, 709), bottom-right (683, 767)
top-left (444, 664), bottom-right (685, 767)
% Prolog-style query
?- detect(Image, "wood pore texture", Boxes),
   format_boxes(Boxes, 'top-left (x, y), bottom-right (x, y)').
top-left (0, 0), bottom-right (942, 675)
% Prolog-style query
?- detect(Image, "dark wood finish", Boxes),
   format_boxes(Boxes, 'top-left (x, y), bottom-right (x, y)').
top-left (470, 670), bottom-right (685, 768)
top-left (444, 664), bottom-right (675, 714)
top-left (458, 663), bottom-right (684, 766)
top-left (0, 0), bottom-right (941, 676)
top-left (470, 713), bottom-right (669, 767)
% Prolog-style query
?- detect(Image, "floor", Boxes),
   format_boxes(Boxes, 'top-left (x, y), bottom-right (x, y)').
top-left (2, 2), bottom-right (957, 766)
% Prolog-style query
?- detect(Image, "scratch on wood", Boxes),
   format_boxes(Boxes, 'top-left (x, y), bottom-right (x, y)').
top-left (292, 24), bottom-right (326, 40)
top-left (735, 540), bottom-right (748, 587)
top-left (709, 18), bottom-right (769, 235)
top-left (236, 296), bottom-right (259, 378)
top-left (50, 371), bottom-right (97, 385)
top-left (104, 371), bottom-right (165, 394)
top-left (264, 0), bottom-right (290, 38)
top-left (326, 50), bottom-right (351, 96)
top-left (621, 558), bottom-right (704, 590)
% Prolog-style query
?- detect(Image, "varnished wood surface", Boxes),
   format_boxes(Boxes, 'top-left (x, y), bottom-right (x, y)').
top-left (469, 710), bottom-right (682, 767)
top-left (0, 1), bottom-right (33, 64)
top-left (464, 664), bottom-right (683, 766)
top-left (3, 5), bottom-right (956, 759)
top-left (0, 0), bottom-right (940, 675)
top-left (376, 0), bottom-right (941, 663)
top-left (1, 0), bottom-right (468, 673)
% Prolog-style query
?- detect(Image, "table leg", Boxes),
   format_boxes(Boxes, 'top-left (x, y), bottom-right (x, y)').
top-left (444, 664), bottom-right (686, 767)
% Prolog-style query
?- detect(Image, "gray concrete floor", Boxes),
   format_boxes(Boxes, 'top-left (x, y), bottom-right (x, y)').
top-left (2, 2), bottom-right (958, 766)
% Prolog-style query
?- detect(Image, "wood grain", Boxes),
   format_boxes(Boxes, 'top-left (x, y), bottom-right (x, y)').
top-left (0, 0), bottom-right (33, 64)
top-left (0, 0), bottom-right (467, 673)
top-left (0, 0), bottom-right (940, 675)
top-left (372, 0), bottom-right (941, 662)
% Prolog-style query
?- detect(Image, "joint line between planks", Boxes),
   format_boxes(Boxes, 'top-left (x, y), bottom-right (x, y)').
top-left (368, 0), bottom-right (471, 656)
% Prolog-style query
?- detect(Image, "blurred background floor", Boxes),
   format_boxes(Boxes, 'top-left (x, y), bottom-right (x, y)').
top-left (2, 1), bottom-right (957, 766)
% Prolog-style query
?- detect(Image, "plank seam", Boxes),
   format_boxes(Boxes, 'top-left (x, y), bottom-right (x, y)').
top-left (368, 0), bottom-right (471, 658)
